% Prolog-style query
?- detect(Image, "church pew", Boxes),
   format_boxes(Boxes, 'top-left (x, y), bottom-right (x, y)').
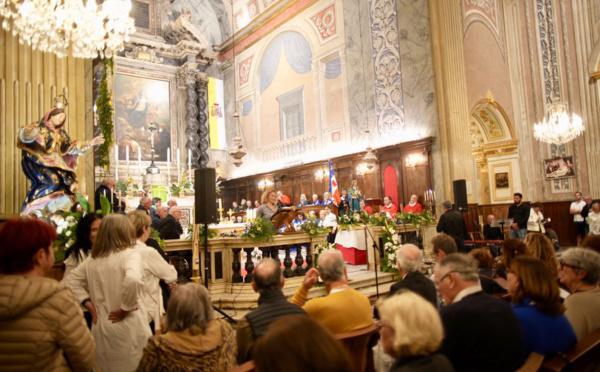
top-left (540, 328), bottom-right (600, 371)
top-left (336, 323), bottom-right (379, 372)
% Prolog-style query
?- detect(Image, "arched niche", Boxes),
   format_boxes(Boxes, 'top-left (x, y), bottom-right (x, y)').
top-left (470, 99), bottom-right (520, 204)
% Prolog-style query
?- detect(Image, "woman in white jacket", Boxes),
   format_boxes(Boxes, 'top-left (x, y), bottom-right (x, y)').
top-left (127, 210), bottom-right (178, 332)
top-left (65, 214), bottom-right (150, 372)
top-left (527, 202), bottom-right (547, 233)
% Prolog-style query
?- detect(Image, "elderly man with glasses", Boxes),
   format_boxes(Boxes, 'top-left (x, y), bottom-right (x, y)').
top-left (434, 253), bottom-right (525, 372)
top-left (559, 248), bottom-right (600, 340)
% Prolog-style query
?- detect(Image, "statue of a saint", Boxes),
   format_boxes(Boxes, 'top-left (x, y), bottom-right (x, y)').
top-left (347, 179), bottom-right (362, 212)
top-left (18, 97), bottom-right (104, 214)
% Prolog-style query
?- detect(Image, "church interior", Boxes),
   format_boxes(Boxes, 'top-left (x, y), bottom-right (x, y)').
top-left (1, 0), bottom-right (600, 371)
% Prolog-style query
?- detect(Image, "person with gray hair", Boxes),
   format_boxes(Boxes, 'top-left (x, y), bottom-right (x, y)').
top-left (389, 244), bottom-right (437, 306)
top-left (291, 249), bottom-right (373, 333)
top-left (435, 253), bottom-right (525, 372)
top-left (436, 201), bottom-right (468, 252)
top-left (137, 196), bottom-right (152, 214)
top-left (137, 283), bottom-right (236, 371)
top-left (236, 258), bottom-right (305, 363)
top-left (157, 206), bottom-right (183, 240)
top-left (559, 247), bottom-right (600, 340)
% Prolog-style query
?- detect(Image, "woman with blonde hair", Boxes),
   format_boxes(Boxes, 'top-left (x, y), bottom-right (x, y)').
top-left (256, 189), bottom-right (278, 220)
top-left (65, 213), bottom-right (150, 372)
top-left (127, 210), bottom-right (177, 333)
top-left (524, 233), bottom-right (559, 277)
top-left (377, 291), bottom-right (453, 371)
top-left (137, 283), bottom-right (236, 371)
top-left (507, 256), bottom-right (576, 355)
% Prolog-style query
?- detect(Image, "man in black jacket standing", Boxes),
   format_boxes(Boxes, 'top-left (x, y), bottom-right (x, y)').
top-left (236, 258), bottom-right (305, 363)
top-left (508, 193), bottom-right (530, 240)
top-left (437, 201), bottom-right (469, 252)
top-left (389, 244), bottom-right (437, 306)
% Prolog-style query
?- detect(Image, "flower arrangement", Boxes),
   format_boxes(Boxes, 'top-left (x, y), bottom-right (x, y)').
top-left (337, 212), bottom-right (362, 231)
top-left (250, 247), bottom-right (263, 262)
top-left (300, 216), bottom-right (328, 237)
top-left (380, 219), bottom-right (400, 273)
top-left (170, 175), bottom-right (194, 197)
top-left (198, 226), bottom-right (218, 241)
top-left (312, 242), bottom-right (336, 268)
top-left (51, 212), bottom-right (80, 261)
top-left (241, 218), bottom-right (276, 242)
top-left (395, 210), bottom-right (436, 227)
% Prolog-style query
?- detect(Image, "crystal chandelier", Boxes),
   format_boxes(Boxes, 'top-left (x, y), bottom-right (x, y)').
top-left (356, 130), bottom-right (377, 175)
top-left (0, 0), bottom-right (135, 59)
top-left (533, 101), bottom-right (584, 145)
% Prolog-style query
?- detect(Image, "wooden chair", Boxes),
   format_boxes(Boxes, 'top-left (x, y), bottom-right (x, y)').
top-left (540, 328), bottom-right (600, 371)
top-left (229, 360), bottom-right (255, 372)
top-left (336, 324), bottom-right (379, 372)
top-left (516, 353), bottom-right (544, 372)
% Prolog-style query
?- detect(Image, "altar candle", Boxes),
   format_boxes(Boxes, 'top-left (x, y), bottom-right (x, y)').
top-left (126, 145), bottom-right (130, 163)
top-left (188, 149), bottom-right (192, 172)
top-left (176, 149), bottom-right (181, 182)
top-left (114, 145), bottom-right (119, 180)
top-left (167, 147), bottom-right (171, 185)
top-left (137, 146), bottom-right (142, 173)
top-left (218, 198), bottom-right (222, 210)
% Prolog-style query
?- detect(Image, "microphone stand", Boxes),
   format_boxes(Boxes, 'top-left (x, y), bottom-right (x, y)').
top-left (363, 224), bottom-right (381, 298)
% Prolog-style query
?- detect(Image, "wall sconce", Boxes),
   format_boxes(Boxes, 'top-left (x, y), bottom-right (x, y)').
top-left (257, 178), bottom-right (273, 191)
top-left (405, 153), bottom-right (427, 168)
top-left (314, 168), bottom-right (328, 181)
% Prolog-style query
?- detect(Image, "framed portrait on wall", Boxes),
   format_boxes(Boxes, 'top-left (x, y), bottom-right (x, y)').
top-left (495, 172), bottom-right (509, 189)
top-left (543, 156), bottom-right (575, 179)
top-left (114, 74), bottom-right (171, 162)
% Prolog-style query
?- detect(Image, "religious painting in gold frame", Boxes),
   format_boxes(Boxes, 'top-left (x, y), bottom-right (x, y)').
top-left (494, 172), bottom-right (509, 189)
top-left (114, 74), bottom-right (171, 162)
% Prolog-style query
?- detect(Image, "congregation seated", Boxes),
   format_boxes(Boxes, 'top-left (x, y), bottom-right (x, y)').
top-left (494, 238), bottom-right (528, 280)
top-left (434, 253), bottom-right (526, 372)
top-left (558, 248), bottom-right (600, 341)
top-left (236, 258), bottom-right (306, 364)
top-left (310, 193), bottom-right (321, 205)
top-left (152, 205), bottom-right (168, 230)
top-left (137, 283), bottom-right (236, 371)
top-left (431, 233), bottom-right (457, 263)
top-left (389, 244), bottom-right (437, 306)
top-left (0, 218), bottom-right (96, 371)
top-left (377, 291), bottom-right (453, 372)
top-left (150, 197), bottom-right (162, 226)
top-left (137, 196), bottom-right (152, 215)
top-left (469, 247), bottom-right (506, 296)
top-left (252, 315), bottom-right (353, 372)
top-left (402, 194), bottom-right (423, 214)
top-left (157, 206), bottom-right (183, 240)
top-left (323, 191), bottom-right (333, 206)
top-left (290, 249), bottom-right (373, 334)
top-left (507, 256), bottom-right (576, 355)
top-left (482, 214), bottom-right (503, 240)
top-left (581, 234), bottom-right (600, 254)
top-left (167, 199), bottom-right (177, 208)
top-left (297, 193), bottom-right (309, 208)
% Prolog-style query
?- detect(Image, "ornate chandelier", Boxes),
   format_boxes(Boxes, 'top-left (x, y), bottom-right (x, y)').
top-left (0, 0), bottom-right (135, 59)
top-left (533, 101), bottom-right (584, 145)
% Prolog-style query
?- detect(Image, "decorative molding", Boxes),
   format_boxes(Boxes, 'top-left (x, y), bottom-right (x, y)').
top-left (464, 0), bottom-right (498, 27)
top-left (238, 56), bottom-right (254, 86)
top-left (535, 0), bottom-right (561, 103)
top-left (368, 0), bottom-right (405, 136)
top-left (310, 4), bottom-right (336, 40)
top-left (124, 45), bottom-right (164, 64)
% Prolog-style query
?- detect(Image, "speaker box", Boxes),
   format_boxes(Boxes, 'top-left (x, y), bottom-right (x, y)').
top-left (194, 168), bottom-right (217, 224)
top-left (453, 179), bottom-right (468, 212)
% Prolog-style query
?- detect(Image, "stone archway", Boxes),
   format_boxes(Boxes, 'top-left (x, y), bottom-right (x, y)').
top-left (470, 98), bottom-right (519, 204)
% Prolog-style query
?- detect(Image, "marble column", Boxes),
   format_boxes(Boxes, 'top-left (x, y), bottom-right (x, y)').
top-left (428, 0), bottom-right (474, 200)
top-left (196, 79), bottom-right (209, 168)
top-left (178, 64), bottom-right (209, 170)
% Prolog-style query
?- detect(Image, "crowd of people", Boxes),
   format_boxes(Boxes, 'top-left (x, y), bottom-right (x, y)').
top-left (3, 183), bottom-right (600, 371)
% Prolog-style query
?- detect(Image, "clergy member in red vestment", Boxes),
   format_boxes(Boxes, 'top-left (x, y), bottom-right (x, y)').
top-left (380, 196), bottom-right (398, 217)
top-left (403, 194), bottom-right (423, 214)
top-left (360, 200), bottom-right (374, 215)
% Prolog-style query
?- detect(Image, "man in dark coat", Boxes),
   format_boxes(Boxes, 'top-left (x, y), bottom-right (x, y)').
top-left (157, 206), bottom-right (183, 240)
top-left (94, 178), bottom-right (125, 213)
top-left (508, 193), bottom-right (530, 240)
top-left (436, 200), bottom-right (468, 252)
top-left (389, 244), bottom-right (436, 306)
top-left (236, 258), bottom-right (305, 363)
top-left (435, 254), bottom-right (525, 372)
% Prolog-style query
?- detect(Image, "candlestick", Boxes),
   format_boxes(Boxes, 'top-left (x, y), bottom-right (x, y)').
top-left (177, 148), bottom-right (181, 183)
top-left (167, 147), bottom-right (171, 185)
top-left (218, 198), bottom-right (223, 210)
top-left (187, 149), bottom-right (192, 180)
top-left (137, 146), bottom-right (142, 174)
top-left (125, 145), bottom-right (130, 178)
top-left (114, 145), bottom-right (119, 180)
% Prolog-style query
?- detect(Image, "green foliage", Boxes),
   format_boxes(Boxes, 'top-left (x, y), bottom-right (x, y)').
top-left (76, 193), bottom-right (90, 214)
top-left (116, 180), bottom-right (128, 195)
top-left (198, 226), bottom-right (218, 240)
top-left (170, 176), bottom-right (193, 196)
top-left (300, 216), bottom-right (328, 237)
top-left (242, 218), bottom-right (276, 242)
top-left (394, 210), bottom-right (436, 227)
top-left (96, 59), bottom-right (114, 168)
top-left (337, 213), bottom-right (362, 231)
top-left (150, 228), bottom-right (165, 250)
top-left (99, 194), bottom-right (112, 215)
top-left (380, 219), bottom-right (400, 273)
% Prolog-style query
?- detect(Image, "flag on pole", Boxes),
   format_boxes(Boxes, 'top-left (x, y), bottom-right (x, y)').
top-left (329, 160), bottom-right (341, 206)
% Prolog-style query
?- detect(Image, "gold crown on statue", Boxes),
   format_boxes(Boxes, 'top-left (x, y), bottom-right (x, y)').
top-left (53, 94), bottom-right (69, 110)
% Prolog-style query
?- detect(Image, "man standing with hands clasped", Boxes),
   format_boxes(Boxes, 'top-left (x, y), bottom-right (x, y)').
top-left (508, 193), bottom-right (530, 240)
